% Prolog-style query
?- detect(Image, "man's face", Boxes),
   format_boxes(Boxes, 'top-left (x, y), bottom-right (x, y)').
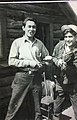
top-left (23, 20), bottom-right (36, 38)
top-left (64, 32), bottom-right (76, 47)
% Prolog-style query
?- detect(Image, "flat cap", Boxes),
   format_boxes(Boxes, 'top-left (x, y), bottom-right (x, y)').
top-left (61, 24), bottom-right (77, 33)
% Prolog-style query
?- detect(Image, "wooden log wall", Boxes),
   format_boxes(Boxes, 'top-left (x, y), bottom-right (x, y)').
top-left (0, 3), bottom-right (75, 53)
top-left (0, 3), bottom-right (77, 55)
top-left (0, 2), bottom-right (77, 119)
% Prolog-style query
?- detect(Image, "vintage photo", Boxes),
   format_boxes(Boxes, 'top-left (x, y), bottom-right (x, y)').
top-left (0, 1), bottom-right (77, 120)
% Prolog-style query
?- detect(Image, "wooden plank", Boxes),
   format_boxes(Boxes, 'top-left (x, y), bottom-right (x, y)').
top-left (7, 28), bottom-right (23, 38)
top-left (6, 9), bottom-right (51, 24)
top-left (7, 18), bottom-right (22, 29)
top-left (5, 3), bottom-right (65, 16)
top-left (53, 30), bottom-right (63, 38)
top-left (7, 28), bottom-right (23, 33)
top-left (52, 15), bottom-right (68, 24)
top-left (6, 10), bottom-right (24, 21)
top-left (6, 7), bottom-right (50, 18)
top-left (5, 3), bottom-right (52, 15)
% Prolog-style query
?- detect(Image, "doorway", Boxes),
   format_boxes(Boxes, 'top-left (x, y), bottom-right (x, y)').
top-left (35, 22), bottom-right (50, 52)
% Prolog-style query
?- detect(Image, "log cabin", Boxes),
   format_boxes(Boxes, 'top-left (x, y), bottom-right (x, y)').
top-left (0, 2), bottom-right (77, 120)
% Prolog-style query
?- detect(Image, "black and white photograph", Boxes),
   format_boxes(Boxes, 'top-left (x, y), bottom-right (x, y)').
top-left (0, 1), bottom-right (77, 120)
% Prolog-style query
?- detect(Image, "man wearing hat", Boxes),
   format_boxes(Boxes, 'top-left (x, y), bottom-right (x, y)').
top-left (52, 24), bottom-right (77, 120)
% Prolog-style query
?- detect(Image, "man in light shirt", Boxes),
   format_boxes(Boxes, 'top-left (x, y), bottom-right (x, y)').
top-left (5, 17), bottom-right (49, 120)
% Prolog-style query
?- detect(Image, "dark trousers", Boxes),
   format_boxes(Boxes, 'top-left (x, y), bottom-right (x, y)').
top-left (54, 83), bottom-right (77, 120)
top-left (5, 72), bottom-right (42, 120)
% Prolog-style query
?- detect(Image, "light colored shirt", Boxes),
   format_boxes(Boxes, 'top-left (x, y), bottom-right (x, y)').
top-left (8, 36), bottom-right (49, 67)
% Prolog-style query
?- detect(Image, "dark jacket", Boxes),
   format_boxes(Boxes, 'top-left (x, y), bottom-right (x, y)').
top-left (52, 40), bottom-right (77, 84)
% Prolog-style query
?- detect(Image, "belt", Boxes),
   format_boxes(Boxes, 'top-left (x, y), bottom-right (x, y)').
top-left (28, 70), bottom-right (37, 75)
top-left (19, 67), bottom-right (38, 72)
top-left (18, 67), bottom-right (39, 74)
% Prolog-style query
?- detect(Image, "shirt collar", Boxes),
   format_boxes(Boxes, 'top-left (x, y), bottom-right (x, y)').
top-left (59, 40), bottom-right (65, 50)
top-left (23, 35), bottom-right (37, 43)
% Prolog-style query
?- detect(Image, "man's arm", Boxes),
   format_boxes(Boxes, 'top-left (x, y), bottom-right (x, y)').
top-left (8, 41), bottom-right (38, 68)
